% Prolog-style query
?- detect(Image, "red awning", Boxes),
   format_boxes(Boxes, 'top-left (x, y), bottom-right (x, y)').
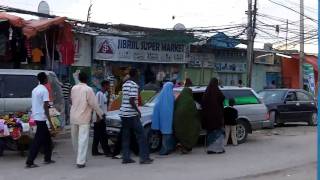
top-left (291, 54), bottom-right (318, 73)
top-left (0, 12), bottom-right (67, 38)
top-left (0, 12), bottom-right (25, 27)
top-left (23, 16), bottom-right (67, 38)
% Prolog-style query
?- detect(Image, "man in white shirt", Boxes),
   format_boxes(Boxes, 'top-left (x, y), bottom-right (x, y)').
top-left (92, 80), bottom-right (112, 156)
top-left (26, 72), bottom-right (55, 168)
top-left (70, 72), bottom-right (104, 168)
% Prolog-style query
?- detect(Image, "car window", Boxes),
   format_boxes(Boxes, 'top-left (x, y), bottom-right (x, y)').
top-left (222, 90), bottom-right (260, 106)
top-left (3, 75), bottom-right (38, 98)
top-left (285, 91), bottom-right (297, 101)
top-left (258, 90), bottom-right (286, 104)
top-left (297, 92), bottom-right (311, 101)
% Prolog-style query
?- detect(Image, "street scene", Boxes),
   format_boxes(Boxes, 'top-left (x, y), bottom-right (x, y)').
top-left (0, 0), bottom-right (318, 180)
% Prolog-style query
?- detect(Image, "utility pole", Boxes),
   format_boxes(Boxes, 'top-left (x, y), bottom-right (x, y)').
top-left (246, 0), bottom-right (253, 87)
top-left (299, 0), bottom-right (304, 89)
top-left (246, 0), bottom-right (257, 88)
top-left (285, 19), bottom-right (288, 50)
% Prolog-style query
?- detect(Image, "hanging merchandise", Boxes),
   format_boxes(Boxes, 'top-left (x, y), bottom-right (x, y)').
top-left (57, 23), bottom-right (75, 65)
top-left (31, 48), bottom-right (44, 63)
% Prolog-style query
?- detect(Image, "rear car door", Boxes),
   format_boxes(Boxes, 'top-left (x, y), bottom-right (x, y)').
top-left (278, 91), bottom-right (299, 121)
top-left (296, 91), bottom-right (315, 121)
top-left (3, 75), bottom-right (38, 113)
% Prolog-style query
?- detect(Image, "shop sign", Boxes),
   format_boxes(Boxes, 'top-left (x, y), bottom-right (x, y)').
top-left (214, 62), bottom-right (246, 73)
top-left (94, 36), bottom-right (186, 63)
top-left (254, 54), bottom-right (274, 65)
top-left (187, 53), bottom-right (215, 68)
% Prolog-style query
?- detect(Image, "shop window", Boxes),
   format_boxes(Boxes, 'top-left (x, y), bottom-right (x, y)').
top-left (3, 75), bottom-right (38, 98)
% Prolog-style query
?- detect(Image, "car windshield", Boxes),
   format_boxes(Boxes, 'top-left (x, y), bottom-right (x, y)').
top-left (258, 90), bottom-right (286, 104)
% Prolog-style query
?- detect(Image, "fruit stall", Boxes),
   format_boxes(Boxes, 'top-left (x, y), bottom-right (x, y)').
top-left (0, 109), bottom-right (62, 156)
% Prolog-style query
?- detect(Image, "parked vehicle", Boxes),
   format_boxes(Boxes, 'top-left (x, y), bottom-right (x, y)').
top-left (258, 89), bottom-right (317, 126)
top-left (106, 86), bottom-right (271, 152)
top-left (0, 69), bottom-right (65, 118)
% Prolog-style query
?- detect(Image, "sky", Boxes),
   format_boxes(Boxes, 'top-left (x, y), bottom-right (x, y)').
top-left (1, 0), bottom-right (318, 53)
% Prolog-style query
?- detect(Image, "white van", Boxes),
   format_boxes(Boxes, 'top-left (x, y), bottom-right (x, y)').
top-left (0, 69), bottom-right (65, 120)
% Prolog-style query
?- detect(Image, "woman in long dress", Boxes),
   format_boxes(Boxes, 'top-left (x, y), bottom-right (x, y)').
top-left (151, 82), bottom-right (175, 155)
top-left (202, 78), bottom-right (226, 154)
top-left (173, 87), bottom-right (201, 154)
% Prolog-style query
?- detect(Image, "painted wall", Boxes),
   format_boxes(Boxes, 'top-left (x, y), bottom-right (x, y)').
top-left (282, 58), bottom-right (299, 89)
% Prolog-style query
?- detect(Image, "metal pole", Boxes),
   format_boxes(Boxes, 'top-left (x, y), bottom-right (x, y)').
top-left (285, 19), bottom-right (288, 50)
top-left (246, 0), bottom-right (253, 87)
top-left (299, 0), bottom-right (304, 89)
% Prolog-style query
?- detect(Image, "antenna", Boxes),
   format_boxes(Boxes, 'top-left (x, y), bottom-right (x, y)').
top-left (87, 0), bottom-right (93, 22)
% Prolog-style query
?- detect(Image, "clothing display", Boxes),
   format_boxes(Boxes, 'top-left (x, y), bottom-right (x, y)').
top-left (31, 48), bottom-right (44, 63)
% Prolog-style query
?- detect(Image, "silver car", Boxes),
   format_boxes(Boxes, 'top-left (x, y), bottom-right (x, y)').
top-left (0, 69), bottom-right (65, 119)
top-left (106, 86), bottom-right (271, 151)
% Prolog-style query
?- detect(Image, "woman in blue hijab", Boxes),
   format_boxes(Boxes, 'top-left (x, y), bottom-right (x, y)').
top-left (151, 82), bottom-right (175, 155)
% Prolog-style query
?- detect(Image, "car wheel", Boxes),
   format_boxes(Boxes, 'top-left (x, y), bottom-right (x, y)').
top-left (308, 112), bottom-right (317, 126)
top-left (236, 120), bottom-right (249, 144)
top-left (144, 125), bottom-right (161, 153)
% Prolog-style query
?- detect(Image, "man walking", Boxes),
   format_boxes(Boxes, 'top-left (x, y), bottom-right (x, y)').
top-left (92, 80), bottom-right (112, 156)
top-left (120, 68), bottom-right (153, 164)
top-left (26, 72), bottom-right (55, 168)
top-left (70, 72), bottom-right (105, 168)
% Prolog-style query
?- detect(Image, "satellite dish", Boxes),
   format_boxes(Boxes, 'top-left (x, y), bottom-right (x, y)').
top-left (173, 23), bottom-right (186, 31)
top-left (38, 1), bottom-right (50, 19)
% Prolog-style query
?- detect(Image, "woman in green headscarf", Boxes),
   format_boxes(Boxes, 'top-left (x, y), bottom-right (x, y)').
top-left (173, 87), bottom-right (201, 154)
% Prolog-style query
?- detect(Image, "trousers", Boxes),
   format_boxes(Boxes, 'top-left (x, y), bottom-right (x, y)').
top-left (26, 121), bottom-right (52, 165)
top-left (224, 125), bottom-right (238, 145)
top-left (71, 124), bottom-right (90, 165)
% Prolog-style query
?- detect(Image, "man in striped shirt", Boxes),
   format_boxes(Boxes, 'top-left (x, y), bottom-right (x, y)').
top-left (120, 68), bottom-right (153, 164)
top-left (62, 77), bottom-right (72, 125)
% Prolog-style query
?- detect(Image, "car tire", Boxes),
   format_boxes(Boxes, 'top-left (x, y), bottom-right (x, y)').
top-left (144, 125), bottom-right (161, 153)
top-left (236, 120), bottom-right (249, 144)
top-left (308, 112), bottom-right (317, 126)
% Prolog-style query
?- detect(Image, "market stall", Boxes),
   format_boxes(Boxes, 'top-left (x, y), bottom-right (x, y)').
top-left (0, 110), bottom-right (62, 156)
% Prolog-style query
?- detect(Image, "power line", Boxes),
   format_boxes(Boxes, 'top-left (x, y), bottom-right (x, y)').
top-left (267, 0), bottom-right (317, 23)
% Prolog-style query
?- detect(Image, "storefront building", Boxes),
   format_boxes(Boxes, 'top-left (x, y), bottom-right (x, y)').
top-left (93, 35), bottom-right (188, 93)
top-left (0, 13), bottom-right (75, 78)
top-left (251, 50), bottom-right (282, 92)
top-left (186, 45), bottom-right (247, 86)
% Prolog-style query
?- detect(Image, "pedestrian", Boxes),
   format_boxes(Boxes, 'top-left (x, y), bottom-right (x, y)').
top-left (184, 78), bottom-right (193, 87)
top-left (151, 82), bottom-right (175, 155)
top-left (92, 80), bottom-right (112, 156)
top-left (173, 87), bottom-right (201, 154)
top-left (202, 78), bottom-right (226, 154)
top-left (238, 80), bottom-right (243, 87)
top-left (120, 68), bottom-right (153, 164)
top-left (61, 76), bottom-right (72, 126)
top-left (70, 72), bottom-right (105, 168)
top-left (26, 72), bottom-right (55, 168)
top-left (111, 128), bottom-right (139, 159)
top-left (224, 98), bottom-right (238, 146)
